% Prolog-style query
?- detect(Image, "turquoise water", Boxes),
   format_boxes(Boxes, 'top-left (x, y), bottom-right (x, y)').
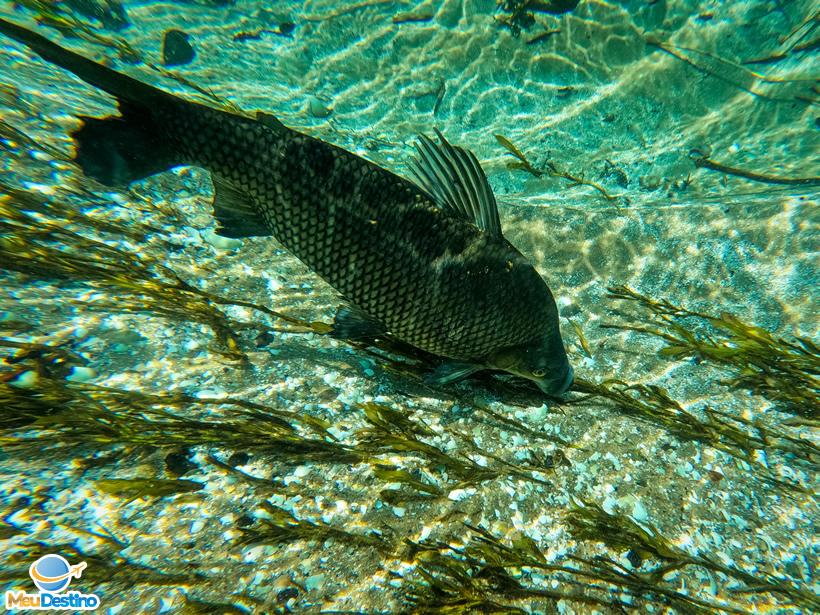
top-left (0, 1), bottom-right (817, 613)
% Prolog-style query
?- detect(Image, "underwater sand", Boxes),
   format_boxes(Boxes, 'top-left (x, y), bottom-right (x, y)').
top-left (0, 0), bottom-right (818, 613)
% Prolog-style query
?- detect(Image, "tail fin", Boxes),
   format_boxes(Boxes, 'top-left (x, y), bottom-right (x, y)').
top-left (73, 103), bottom-right (175, 185)
top-left (0, 18), bottom-right (178, 185)
top-left (0, 18), bottom-right (171, 105)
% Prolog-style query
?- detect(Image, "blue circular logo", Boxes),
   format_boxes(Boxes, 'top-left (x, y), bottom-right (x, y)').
top-left (29, 554), bottom-right (72, 593)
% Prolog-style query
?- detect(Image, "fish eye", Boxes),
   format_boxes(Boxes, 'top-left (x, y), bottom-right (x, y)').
top-left (532, 369), bottom-right (546, 378)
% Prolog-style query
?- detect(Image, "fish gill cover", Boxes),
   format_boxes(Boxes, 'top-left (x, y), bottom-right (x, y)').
top-left (0, 0), bottom-right (817, 613)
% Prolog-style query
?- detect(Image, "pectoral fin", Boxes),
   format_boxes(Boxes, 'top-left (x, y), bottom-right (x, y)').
top-left (330, 305), bottom-right (387, 341)
top-left (426, 361), bottom-right (483, 386)
top-left (212, 176), bottom-right (271, 238)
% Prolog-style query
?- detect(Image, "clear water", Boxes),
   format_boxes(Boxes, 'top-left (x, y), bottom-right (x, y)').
top-left (0, 1), bottom-right (817, 613)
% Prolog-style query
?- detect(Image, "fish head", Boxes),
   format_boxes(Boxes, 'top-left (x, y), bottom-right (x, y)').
top-left (487, 333), bottom-right (574, 397)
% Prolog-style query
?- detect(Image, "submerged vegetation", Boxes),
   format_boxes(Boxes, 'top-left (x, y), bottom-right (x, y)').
top-left (401, 500), bottom-right (818, 613)
top-left (1, 1), bottom-right (817, 605)
top-left (495, 134), bottom-right (620, 202)
top-left (404, 519), bottom-right (742, 614)
top-left (238, 500), bottom-right (391, 552)
top-left (604, 285), bottom-right (819, 420)
top-left (646, 36), bottom-right (819, 106)
top-left (95, 477), bottom-right (204, 502)
top-left (14, 0), bottom-right (141, 62)
top-left (567, 501), bottom-right (820, 611)
top-left (495, 1), bottom-right (579, 37)
top-left (1, 367), bottom-right (358, 462)
top-left (572, 376), bottom-right (817, 495)
top-left (0, 184), bottom-right (329, 361)
top-left (690, 149), bottom-right (820, 187)
top-left (2, 175), bottom-right (815, 610)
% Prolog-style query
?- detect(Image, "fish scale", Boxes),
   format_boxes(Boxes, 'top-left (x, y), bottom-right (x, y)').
top-left (162, 108), bottom-right (544, 358)
top-left (0, 17), bottom-right (573, 394)
top-left (180, 106), bottom-right (550, 359)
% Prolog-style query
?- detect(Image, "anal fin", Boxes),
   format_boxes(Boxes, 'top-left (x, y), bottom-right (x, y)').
top-left (426, 361), bottom-right (483, 386)
top-left (330, 305), bottom-right (386, 341)
top-left (212, 176), bottom-right (271, 238)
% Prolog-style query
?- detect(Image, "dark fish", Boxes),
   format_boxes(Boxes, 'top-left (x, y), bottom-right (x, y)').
top-left (0, 19), bottom-right (574, 395)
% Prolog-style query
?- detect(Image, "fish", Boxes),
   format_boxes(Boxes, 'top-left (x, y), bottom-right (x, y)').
top-left (0, 18), bottom-right (574, 396)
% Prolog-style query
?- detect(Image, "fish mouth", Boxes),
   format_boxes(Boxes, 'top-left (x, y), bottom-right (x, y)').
top-left (536, 365), bottom-right (574, 397)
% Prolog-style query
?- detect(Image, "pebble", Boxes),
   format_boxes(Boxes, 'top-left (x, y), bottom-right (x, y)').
top-left (529, 404), bottom-right (549, 422)
top-left (200, 229), bottom-right (242, 250)
top-left (165, 451), bottom-right (195, 476)
top-left (631, 499), bottom-right (649, 523)
top-left (293, 465), bottom-right (310, 478)
top-left (228, 452), bottom-right (250, 466)
top-left (195, 388), bottom-right (227, 399)
top-left (448, 488), bottom-right (475, 501)
top-left (243, 546), bottom-right (266, 562)
top-left (162, 29), bottom-right (196, 67)
top-left (66, 366), bottom-right (96, 383)
top-left (304, 573), bottom-right (325, 591)
top-left (9, 370), bottom-right (38, 389)
top-left (307, 96), bottom-right (333, 118)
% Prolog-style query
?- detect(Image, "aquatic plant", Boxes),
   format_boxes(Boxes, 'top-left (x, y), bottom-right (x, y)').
top-left (494, 134), bottom-right (542, 178)
top-left (567, 500), bottom-right (820, 611)
top-left (14, 0), bottom-right (140, 62)
top-left (744, 9), bottom-right (819, 64)
top-left (646, 36), bottom-right (818, 105)
top-left (569, 319), bottom-right (593, 358)
top-left (95, 477), bottom-right (204, 502)
top-left (689, 149), bottom-right (820, 187)
top-left (572, 376), bottom-right (815, 494)
top-left (495, 134), bottom-right (619, 202)
top-left (0, 541), bottom-right (204, 589)
top-left (0, 184), bottom-right (327, 361)
top-left (745, 10), bottom-right (819, 64)
top-left (0, 344), bottom-right (357, 462)
top-left (10, 2), bottom-right (243, 114)
top-left (238, 501), bottom-right (391, 552)
top-left (180, 598), bottom-right (253, 615)
top-left (0, 119), bottom-right (67, 161)
top-left (604, 285), bottom-right (819, 420)
top-left (0, 336), bottom-right (89, 425)
top-left (495, 1), bottom-right (578, 37)
top-left (401, 519), bottom-right (752, 613)
top-left (357, 402), bottom-right (554, 504)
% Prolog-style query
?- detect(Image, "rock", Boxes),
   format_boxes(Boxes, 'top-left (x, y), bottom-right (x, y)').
top-left (66, 366), bottom-right (96, 383)
top-left (307, 96), bottom-right (333, 118)
top-left (626, 549), bottom-right (643, 568)
top-left (165, 451), bottom-right (195, 476)
top-left (9, 370), bottom-right (38, 389)
top-left (162, 29), bottom-right (196, 67)
top-left (201, 228), bottom-right (242, 250)
top-left (228, 452), bottom-right (250, 466)
top-left (304, 573), bottom-right (325, 591)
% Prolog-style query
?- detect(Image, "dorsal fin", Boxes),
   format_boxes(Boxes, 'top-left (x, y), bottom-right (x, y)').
top-left (407, 129), bottom-right (502, 238)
